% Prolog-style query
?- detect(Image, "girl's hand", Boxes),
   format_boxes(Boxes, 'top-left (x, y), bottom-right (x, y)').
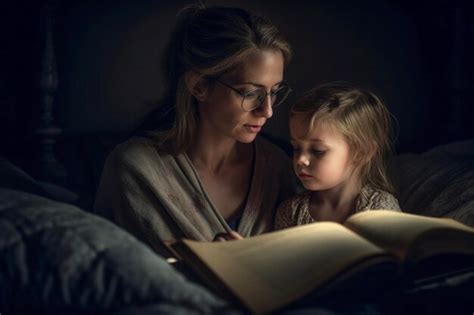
top-left (213, 231), bottom-right (244, 242)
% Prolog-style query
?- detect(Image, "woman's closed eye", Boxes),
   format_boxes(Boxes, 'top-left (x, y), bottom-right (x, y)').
top-left (271, 85), bottom-right (284, 95)
top-left (244, 89), bottom-right (262, 100)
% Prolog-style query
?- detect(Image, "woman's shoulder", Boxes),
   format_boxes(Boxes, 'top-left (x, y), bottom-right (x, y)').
top-left (358, 185), bottom-right (401, 212)
top-left (107, 136), bottom-right (172, 168)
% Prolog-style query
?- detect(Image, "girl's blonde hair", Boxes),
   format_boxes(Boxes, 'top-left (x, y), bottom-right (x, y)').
top-left (291, 82), bottom-right (396, 194)
top-left (138, 4), bottom-right (292, 154)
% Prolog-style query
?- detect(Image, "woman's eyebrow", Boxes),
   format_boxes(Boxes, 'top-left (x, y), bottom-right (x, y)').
top-left (237, 80), bottom-right (283, 88)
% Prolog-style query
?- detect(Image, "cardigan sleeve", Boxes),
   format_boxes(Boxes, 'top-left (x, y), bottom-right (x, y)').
top-left (94, 147), bottom-right (178, 257)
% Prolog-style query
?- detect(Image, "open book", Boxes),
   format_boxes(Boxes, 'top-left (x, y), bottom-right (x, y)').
top-left (170, 210), bottom-right (474, 314)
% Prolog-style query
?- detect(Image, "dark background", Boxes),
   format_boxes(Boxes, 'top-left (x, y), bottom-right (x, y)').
top-left (1, 0), bottom-right (473, 204)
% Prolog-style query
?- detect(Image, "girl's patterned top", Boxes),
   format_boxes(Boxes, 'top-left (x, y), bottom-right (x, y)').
top-left (274, 185), bottom-right (401, 229)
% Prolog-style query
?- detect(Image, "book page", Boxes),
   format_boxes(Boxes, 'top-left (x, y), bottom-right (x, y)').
top-left (344, 210), bottom-right (474, 261)
top-left (177, 222), bottom-right (394, 314)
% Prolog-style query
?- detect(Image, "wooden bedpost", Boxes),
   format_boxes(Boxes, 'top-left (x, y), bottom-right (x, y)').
top-left (34, 0), bottom-right (66, 184)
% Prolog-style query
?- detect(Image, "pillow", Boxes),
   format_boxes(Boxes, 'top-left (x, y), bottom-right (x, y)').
top-left (0, 158), bottom-right (78, 203)
top-left (0, 188), bottom-right (237, 314)
top-left (393, 139), bottom-right (474, 227)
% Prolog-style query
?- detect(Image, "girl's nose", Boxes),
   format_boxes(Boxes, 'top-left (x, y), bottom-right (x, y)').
top-left (295, 153), bottom-right (310, 167)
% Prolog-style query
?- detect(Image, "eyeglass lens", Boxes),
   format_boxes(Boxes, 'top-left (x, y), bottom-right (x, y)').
top-left (242, 86), bottom-right (290, 111)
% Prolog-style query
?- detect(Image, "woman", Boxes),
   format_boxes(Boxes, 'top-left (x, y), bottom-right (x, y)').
top-left (94, 4), bottom-right (297, 256)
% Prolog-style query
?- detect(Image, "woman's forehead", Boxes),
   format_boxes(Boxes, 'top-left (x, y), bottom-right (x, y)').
top-left (224, 50), bottom-right (284, 85)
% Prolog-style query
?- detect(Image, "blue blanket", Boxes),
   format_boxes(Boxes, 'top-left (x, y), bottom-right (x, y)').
top-left (0, 188), bottom-right (237, 314)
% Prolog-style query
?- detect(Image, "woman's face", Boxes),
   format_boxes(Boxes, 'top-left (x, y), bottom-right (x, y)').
top-left (198, 49), bottom-right (285, 143)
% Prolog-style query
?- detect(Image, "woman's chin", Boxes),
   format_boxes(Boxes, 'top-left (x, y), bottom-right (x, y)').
top-left (236, 133), bottom-right (258, 143)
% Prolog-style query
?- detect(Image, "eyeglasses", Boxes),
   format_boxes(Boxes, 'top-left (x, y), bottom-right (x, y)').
top-left (214, 78), bottom-right (292, 112)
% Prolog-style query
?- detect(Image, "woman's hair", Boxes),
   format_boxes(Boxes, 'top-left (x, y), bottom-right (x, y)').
top-left (291, 82), bottom-right (397, 194)
top-left (139, 4), bottom-right (292, 154)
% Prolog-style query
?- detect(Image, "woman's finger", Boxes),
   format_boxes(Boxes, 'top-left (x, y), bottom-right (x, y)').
top-left (228, 231), bottom-right (244, 240)
top-left (213, 232), bottom-right (227, 242)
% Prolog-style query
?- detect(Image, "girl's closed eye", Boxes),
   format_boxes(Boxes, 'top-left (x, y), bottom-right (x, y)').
top-left (311, 148), bottom-right (326, 156)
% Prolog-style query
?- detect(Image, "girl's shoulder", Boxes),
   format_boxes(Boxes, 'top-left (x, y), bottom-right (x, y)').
top-left (275, 191), bottom-right (312, 229)
top-left (277, 191), bottom-right (312, 214)
top-left (357, 186), bottom-right (401, 212)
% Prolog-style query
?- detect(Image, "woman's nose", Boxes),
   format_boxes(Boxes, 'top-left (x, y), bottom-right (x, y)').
top-left (255, 95), bottom-right (273, 118)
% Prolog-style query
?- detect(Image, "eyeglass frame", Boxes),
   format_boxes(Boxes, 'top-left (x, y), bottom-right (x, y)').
top-left (213, 78), bottom-right (292, 112)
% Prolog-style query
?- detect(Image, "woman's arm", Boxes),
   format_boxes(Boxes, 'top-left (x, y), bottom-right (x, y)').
top-left (94, 149), bottom-right (178, 257)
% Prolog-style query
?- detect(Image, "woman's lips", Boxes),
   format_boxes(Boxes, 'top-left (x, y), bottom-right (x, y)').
top-left (298, 173), bottom-right (313, 179)
top-left (244, 125), bottom-right (262, 133)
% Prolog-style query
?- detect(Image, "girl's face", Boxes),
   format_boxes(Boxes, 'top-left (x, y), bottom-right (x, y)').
top-left (289, 115), bottom-right (355, 191)
top-left (198, 49), bottom-right (285, 143)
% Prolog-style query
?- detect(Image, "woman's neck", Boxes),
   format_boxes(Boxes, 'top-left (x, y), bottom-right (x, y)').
top-left (186, 126), bottom-right (250, 174)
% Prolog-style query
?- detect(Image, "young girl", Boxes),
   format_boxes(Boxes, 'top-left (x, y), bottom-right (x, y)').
top-left (275, 82), bottom-right (400, 229)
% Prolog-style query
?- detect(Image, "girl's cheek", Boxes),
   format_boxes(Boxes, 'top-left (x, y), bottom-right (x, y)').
top-left (308, 162), bottom-right (318, 174)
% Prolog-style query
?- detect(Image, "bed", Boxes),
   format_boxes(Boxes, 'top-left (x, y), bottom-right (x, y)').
top-left (1, 1), bottom-right (473, 313)
top-left (1, 139), bottom-right (473, 314)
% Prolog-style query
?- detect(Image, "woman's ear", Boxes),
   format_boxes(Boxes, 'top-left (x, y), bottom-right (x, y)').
top-left (184, 71), bottom-right (208, 102)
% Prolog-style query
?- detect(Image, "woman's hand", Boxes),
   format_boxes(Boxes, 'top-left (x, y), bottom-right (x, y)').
top-left (213, 231), bottom-right (244, 242)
